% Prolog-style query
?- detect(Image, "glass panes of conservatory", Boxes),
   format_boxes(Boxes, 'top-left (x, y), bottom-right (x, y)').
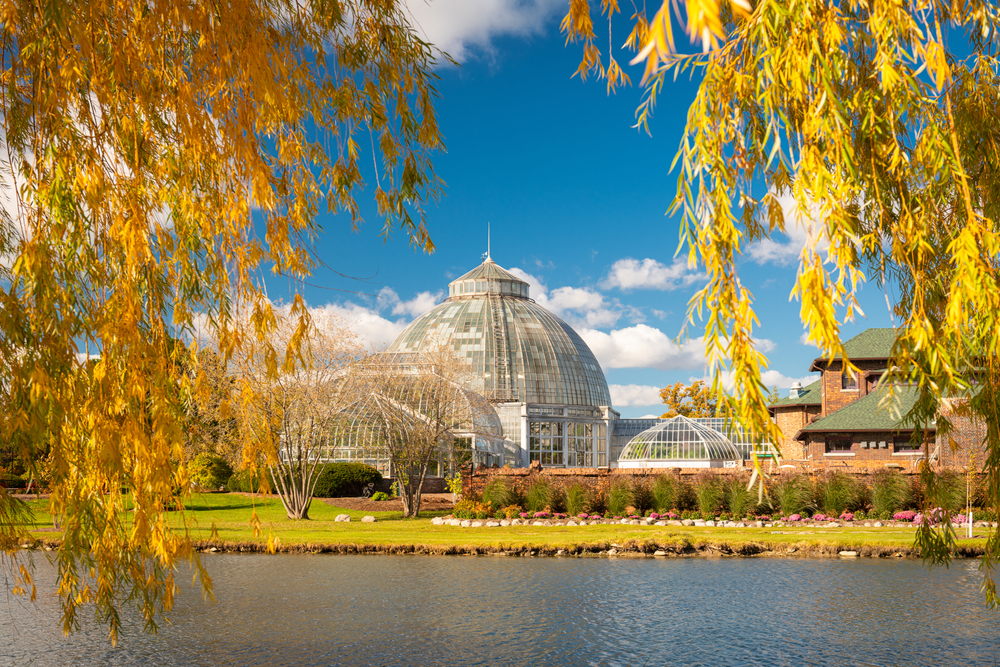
top-left (566, 422), bottom-right (592, 466)
top-left (621, 416), bottom-right (741, 463)
top-left (529, 420), bottom-right (564, 465)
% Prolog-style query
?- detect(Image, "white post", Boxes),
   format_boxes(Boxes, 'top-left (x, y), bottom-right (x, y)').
top-left (969, 508), bottom-right (974, 539)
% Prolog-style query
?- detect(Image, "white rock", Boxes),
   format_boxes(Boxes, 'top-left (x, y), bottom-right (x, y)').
top-left (470, 521), bottom-right (484, 528)
top-left (828, 521), bottom-right (839, 527)
top-left (864, 522), bottom-right (872, 527)
top-left (460, 520), bottom-right (472, 527)
top-left (668, 520), bottom-right (683, 526)
top-left (335, 514), bottom-right (351, 522)
top-left (653, 550), bottom-right (667, 556)
top-left (755, 521), bottom-right (764, 528)
top-left (874, 521), bottom-right (884, 527)
top-left (705, 520), bottom-right (716, 527)
top-left (839, 550), bottom-right (859, 557)
top-left (533, 521), bottom-right (546, 527)
top-left (694, 520), bottom-right (707, 527)
top-left (629, 519), bottom-right (640, 525)
top-left (486, 521), bottom-right (500, 527)
top-left (361, 516), bottom-right (376, 523)
top-left (566, 521), bottom-right (577, 526)
top-left (607, 548), bottom-right (618, 556)
top-left (765, 523), bottom-right (773, 527)
top-left (655, 521), bottom-right (667, 526)
top-left (499, 519), bottom-right (511, 527)
top-left (577, 520), bottom-right (587, 526)
top-left (682, 519), bottom-right (695, 526)
top-left (431, 517), bottom-right (444, 525)
top-left (620, 519), bottom-right (630, 525)
top-left (448, 518), bottom-right (462, 526)
top-left (511, 519), bottom-right (522, 526)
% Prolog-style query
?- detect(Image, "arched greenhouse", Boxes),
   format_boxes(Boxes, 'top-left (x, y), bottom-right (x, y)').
top-left (617, 416), bottom-right (743, 469)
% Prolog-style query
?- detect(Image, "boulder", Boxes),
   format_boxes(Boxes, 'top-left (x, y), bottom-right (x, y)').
top-left (486, 521), bottom-right (500, 528)
top-left (460, 520), bottom-right (472, 527)
top-left (682, 519), bottom-right (695, 526)
top-left (839, 550), bottom-right (859, 557)
top-left (668, 520), bottom-right (683, 526)
top-left (693, 520), bottom-right (707, 527)
top-left (335, 514), bottom-right (351, 522)
top-left (755, 521), bottom-right (764, 528)
top-left (499, 519), bottom-right (511, 527)
top-left (430, 517), bottom-right (444, 525)
top-left (705, 520), bottom-right (716, 527)
top-left (607, 548), bottom-right (618, 556)
top-left (470, 521), bottom-right (484, 528)
top-left (447, 518), bottom-right (462, 526)
top-left (533, 521), bottom-right (546, 527)
top-left (566, 521), bottom-right (577, 526)
top-left (654, 521), bottom-right (667, 527)
top-left (629, 519), bottom-right (640, 525)
top-left (653, 550), bottom-right (667, 556)
top-left (361, 516), bottom-right (376, 523)
top-left (874, 521), bottom-right (884, 527)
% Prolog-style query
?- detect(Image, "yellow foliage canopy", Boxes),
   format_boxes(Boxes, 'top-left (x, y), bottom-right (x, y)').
top-left (0, 0), bottom-right (443, 640)
top-left (565, 0), bottom-right (1000, 596)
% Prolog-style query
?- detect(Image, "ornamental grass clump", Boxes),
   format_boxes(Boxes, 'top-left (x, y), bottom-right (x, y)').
top-left (565, 483), bottom-right (590, 517)
top-left (631, 479), bottom-right (654, 514)
top-left (652, 475), bottom-right (677, 513)
top-left (694, 475), bottom-right (722, 519)
top-left (814, 472), bottom-right (859, 516)
top-left (773, 474), bottom-right (812, 518)
top-left (481, 476), bottom-right (517, 509)
top-left (870, 470), bottom-right (913, 517)
top-left (607, 479), bottom-right (631, 517)
top-left (525, 479), bottom-right (553, 513)
top-left (725, 476), bottom-right (754, 518)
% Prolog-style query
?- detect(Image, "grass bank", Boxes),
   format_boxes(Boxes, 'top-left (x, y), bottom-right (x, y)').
top-left (16, 493), bottom-right (992, 559)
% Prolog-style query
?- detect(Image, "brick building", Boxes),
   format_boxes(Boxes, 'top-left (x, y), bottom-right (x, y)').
top-left (768, 328), bottom-right (983, 471)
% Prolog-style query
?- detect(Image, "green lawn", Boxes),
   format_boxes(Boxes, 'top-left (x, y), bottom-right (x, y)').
top-left (16, 492), bottom-right (993, 556)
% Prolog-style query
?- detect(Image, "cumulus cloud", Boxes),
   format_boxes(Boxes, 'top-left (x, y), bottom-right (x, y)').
top-left (604, 257), bottom-right (705, 291)
top-left (506, 267), bottom-right (545, 297)
top-left (609, 384), bottom-right (664, 407)
top-left (509, 267), bottom-right (621, 328)
top-left (689, 370), bottom-right (819, 392)
top-left (799, 331), bottom-right (820, 347)
top-left (404, 0), bottom-right (564, 62)
top-left (314, 301), bottom-right (410, 349)
top-left (377, 286), bottom-right (443, 317)
top-left (748, 191), bottom-right (829, 265)
top-left (579, 324), bottom-right (706, 371)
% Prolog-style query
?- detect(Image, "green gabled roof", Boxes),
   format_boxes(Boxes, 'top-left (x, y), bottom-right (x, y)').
top-left (809, 328), bottom-right (897, 371)
top-left (769, 379), bottom-right (822, 408)
top-left (796, 384), bottom-right (928, 439)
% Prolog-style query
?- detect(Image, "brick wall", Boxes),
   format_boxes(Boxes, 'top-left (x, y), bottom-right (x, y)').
top-left (773, 405), bottom-right (821, 459)
top-left (821, 360), bottom-right (886, 416)
top-left (936, 400), bottom-right (989, 469)
top-left (803, 430), bottom-right (935, 471)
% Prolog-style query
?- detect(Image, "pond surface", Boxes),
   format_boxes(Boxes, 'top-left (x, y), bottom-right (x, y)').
top-left (2, 554), bottom-right (999, 666)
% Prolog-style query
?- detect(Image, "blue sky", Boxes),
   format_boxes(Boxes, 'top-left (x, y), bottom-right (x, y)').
top-left (283, 0), bottom-right (896, 418)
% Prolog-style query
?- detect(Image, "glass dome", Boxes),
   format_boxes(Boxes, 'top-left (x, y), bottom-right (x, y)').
top-left (388, 257), bottom-right (611, 407)
top-left (618, 416), bottom-right (742, 468)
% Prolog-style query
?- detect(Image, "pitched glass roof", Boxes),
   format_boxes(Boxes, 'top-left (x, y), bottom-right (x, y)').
top-left (619, 416), bottom-right (742, 462)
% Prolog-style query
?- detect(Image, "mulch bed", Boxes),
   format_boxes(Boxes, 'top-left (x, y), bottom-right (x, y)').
top-left (321, 493), bottom-right (454, 513)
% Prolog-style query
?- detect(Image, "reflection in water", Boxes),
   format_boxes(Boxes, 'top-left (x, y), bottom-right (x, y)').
top-left (2, 555), bottom-right (999, 666)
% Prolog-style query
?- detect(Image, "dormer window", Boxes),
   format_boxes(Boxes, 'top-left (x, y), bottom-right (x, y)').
top-left (841, 368), bottom-right (857, 391)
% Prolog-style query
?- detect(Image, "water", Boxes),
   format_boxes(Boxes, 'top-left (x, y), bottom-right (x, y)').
top-left (2, 554), bottom-right (999, 666)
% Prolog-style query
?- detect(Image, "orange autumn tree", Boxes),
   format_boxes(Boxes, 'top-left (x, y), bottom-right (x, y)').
top-left (659, 380), bottom-right (717, 418)
top-left (564, 0), bottom-right (1000, 598)
top-left (0, 0), bottom-right (443, 640)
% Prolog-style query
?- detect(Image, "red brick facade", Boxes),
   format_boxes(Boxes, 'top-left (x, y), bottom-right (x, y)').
top-left (803, 430), bottom-right (934, 470)
top-left (772, 405), bottom-right (821, 459)
top-left (820, 360), bottom-right (886, 415)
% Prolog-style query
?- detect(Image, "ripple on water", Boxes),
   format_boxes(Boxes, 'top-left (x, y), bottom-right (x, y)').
top-left (2, 555), bottom-right (999, 666)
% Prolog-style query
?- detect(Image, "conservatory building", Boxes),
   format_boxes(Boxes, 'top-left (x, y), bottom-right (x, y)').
top-left (328, 254), bottom-right (772, 473)
top-left (386, 255), bottom-right (618, 469)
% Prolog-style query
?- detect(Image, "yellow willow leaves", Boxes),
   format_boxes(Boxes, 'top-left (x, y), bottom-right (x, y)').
top-left (0, 0), bottom-right (443, 641)
top-left (569, 0), bottom-right (1000, 596)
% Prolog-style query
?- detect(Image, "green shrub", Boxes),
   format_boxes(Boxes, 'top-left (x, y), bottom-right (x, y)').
top-left (694, 475), bottom-right (722, 519)
top-left (565, 483), bottom-right (590, 516)
top-left (725, 477), bottom-right (754, 518)
top-left (607, 479), bottom-right (631, 516)
top-left (227, 468), bottom-right (268, 493)
top-left (548, 485), bottom-right (567, 513)
top-left (676, 480), bottom-right (697, 511)
top-left (921, 471), bottom-right (967, 512)
top-left (815, 472), bottom-right (858, 516)
top-left (312, 462), bottom-right (382, 498)
top-left (482, 477), bottom-right (516, 508)
top-left (773, 474), bottom-right (811, 517)
top-left (497, 504), bottom-right (523, 519)
top-left (631, 479), bottom-right (653, 514)
top-left (189, 453), bottom-right (234, 490)
top-left (652, 475), bottom-right (677, 512)
top-left (371, 491), bottom-right (390, 501)
top-left (453, 499), bottom-right (492, 519)
top-left (870, 470), bottom-right (912, 516)
top-left (525, 479), bottom-right (553, 513)
top-left (588, 487), bottom-right (608, 515)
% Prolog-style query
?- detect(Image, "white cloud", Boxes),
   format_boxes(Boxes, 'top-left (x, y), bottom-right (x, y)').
top-left (579, 324), bottom-right (706, 371)
top-left (755, 338), bottom-right (777, 353)
top-left (689, 370), bottom-right (819, 392)
top-left (377, 286), bottom-right (442, 317)
top-left (404, 0), bottom-right (564, 62)
top-left (609, 384), bottom-right (663, 407)
top-left (799, 331), bottom-right (819, 348)
top-left (604, 257), bottom-right (705, 291)
top-left (537, 286), bottom-right (620, 328)
top-left (506, 267), bottom-right (545, 298)
top-left (314, 301), bottom-right (409, 349)
top-left (748, 191), bottom-right (829, 265)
